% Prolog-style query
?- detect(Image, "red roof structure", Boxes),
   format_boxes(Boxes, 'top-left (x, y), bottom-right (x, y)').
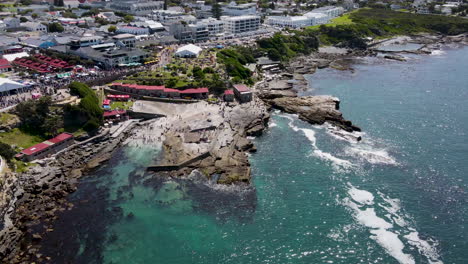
top-left (224, 90), bottom-right (234, 95)
top-left (107, 94), bottom-right (130, 99)
top-left (180, 88), bottom-right (209, 94)
top-left (21, 143), bottom-right (51, 156)
top-left (0, 58), bottom-right (11, 70)
top-left (48, 133), bottom-right (74, 144)
top-left (104, 110), bottom-right (126, 117)
top-left (233, 84), bottom-right (250, 93)
top-left (103, 99), bottom-right (111, 105)
top-left (21, 133), bottom-right (73, 156)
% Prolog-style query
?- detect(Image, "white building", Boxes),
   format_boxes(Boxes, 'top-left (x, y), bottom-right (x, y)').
top-left (199, 18), bottom-right (225, 36)
top-left (222, 2), bottom-right (257, 16)
top-left (266, 12), bottom-right (329, 28)
top-left (150, 10), bottom-right (196, 24)
top-left (21, 22), bottom-right (48, 33)
top-left (307, 6), bottom-right (345, 19)
top-left (113, 34), bottom-right (137, 48)
top-left (116, 26), bottom-right (150, 35)
top-left (175, 44), bottom-right (202, 58)
top-left (110, 0), bottom-right (164, 16)
top-left (222, 15), bottom-right (260, 35)
top-left (69, 36), bottom-right (104, 47)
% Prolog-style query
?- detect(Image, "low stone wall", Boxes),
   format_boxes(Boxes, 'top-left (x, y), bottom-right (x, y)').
top-left (128, 111), bottom-right (165, 120)
top-left (147, 151), bottom-right (211, 172)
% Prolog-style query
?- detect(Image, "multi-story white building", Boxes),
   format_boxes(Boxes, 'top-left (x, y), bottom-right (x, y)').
top-left (199, 18), bottom-right (225, 36)
top-left (116, 26), bottom-right (150, 35)
top-left (222, 2), bottom-right (257, 16)
top-left (150, 10), bottom-right (197, 24)
top-left (222, 15), bottom-right (260, 35)
top-left (307, 6), bottom-right (345, 19)
top-left (113, 34), bottom-right (137, 48)
top-left (110, 0), bottom-right (164, 16)
top-left (265, 12), bottom-right (329, 28)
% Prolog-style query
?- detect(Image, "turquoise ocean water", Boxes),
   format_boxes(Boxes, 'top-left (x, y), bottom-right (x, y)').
top-left (40, 46), bottom-right (468, 264)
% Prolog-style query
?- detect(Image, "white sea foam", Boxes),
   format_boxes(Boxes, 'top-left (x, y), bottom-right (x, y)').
top-left (269, 121), bottom-right (277, 128)
top-left (404, 231), bottom-right (443, 264)
top-left (344, 186), bottom-right (415, 264)
top-left (345, 145), bottom-right (398, 165)
top-left (348, 186), bottom-right (374, 205)
top-left (370, 228), bottom-right (415, 264)
top-left (430, 50), bottom-right (446, 56)
top-left (301, 128), bottom-right (355, 171)
top-left (378, 192), bottom-right (407, 227)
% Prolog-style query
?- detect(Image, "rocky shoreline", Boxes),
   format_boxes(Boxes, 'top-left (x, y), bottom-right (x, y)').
top-left (0, 123), bottom-right (139, 263)
top-left (1, 32), bottom-right (466, 263)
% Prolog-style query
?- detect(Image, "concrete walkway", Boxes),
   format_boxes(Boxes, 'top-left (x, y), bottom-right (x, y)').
top-left (110, 119), bottom-right (139, 138)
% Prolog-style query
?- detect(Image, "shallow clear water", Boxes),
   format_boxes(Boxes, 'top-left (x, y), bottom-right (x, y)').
top-left (40, 46), bottom-right (468, 264)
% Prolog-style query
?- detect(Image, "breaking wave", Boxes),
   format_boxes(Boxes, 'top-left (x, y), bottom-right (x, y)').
top-left (344, 185), bottom-right (444, 264)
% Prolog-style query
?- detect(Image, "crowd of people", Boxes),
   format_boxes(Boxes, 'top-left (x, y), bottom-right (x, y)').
top-left (0, 65), bottom-right (148, 111)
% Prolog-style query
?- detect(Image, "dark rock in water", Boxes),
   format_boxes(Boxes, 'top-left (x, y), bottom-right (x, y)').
top-left (384, 54), bottom-right (406, 61)
top-left (32, 233), bottom-right (42, 243)
top-left (108, 233), bottom-right (118, 243)
top-left (126, 212), bottom-right (134, 219)
top-left (265, 96), bottom-right (361, 133)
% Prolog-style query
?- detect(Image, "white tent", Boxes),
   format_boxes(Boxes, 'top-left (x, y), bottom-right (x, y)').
top-left (175, 44), bottom-right (202, 58)
top-left (2, 52), bottom-right (29, 62)
top-left (0, 78), bottom-right (25, 93)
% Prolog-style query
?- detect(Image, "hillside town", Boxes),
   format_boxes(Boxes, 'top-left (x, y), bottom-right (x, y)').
top-left (0, 0), bottom-right (467, 262)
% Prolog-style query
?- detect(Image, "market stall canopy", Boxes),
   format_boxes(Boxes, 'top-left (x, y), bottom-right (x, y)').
top-left (0, 78), bottom-right (25, 93)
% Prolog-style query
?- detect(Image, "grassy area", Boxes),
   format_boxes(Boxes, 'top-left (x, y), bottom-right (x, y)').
top-left (110, 101), bottom-right (134, 110)
top-left (10, 159), bottom-right (35, 173)
top-left (307, 12), bottom-right (355, 30)
top-left (0, 113), bottom-right (17, 125)
top-left (0, 128), bottom-right (45, 150)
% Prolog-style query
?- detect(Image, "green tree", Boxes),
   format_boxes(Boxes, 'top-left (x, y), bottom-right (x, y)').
top-left (43, 115), bottom-right (64, 137)
top-left (192, 66), bottom-right (205, 80)
top-left (212, 1), bottom-right (222, 19)
top-left (20, 0), bottom-right (32, 5)
top-left (123, 14), bottom-right (134, 23)
top-left (108, 25), bottom-right (117, 33)
top-left (48, 22), bottom-right (64, 32)
top-left (20, 16), bottom-right (28, 22)
top-left (14, 96), bottom-right (52, 134)
top-left (0, 141), bottom-right (16, 161)
top-left (31, 13), bottom-right (38, 19)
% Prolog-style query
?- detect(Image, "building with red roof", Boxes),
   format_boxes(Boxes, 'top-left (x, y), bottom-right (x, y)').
top-left (104, 110), bottom-right (128, 122)
top-left (233, 84), bottom-right (252, 103)
top-left (0, 58), bottom-right (12, 73)
top-left (180, 88), bottom-right (208, 99)
top-left (224, 89), bottom-right (234, 102)
top-left (16, 133), bottom-right (74, 161)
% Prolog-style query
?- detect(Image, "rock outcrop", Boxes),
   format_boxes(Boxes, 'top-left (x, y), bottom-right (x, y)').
top-left (265, 96), bottom-right (361, 132)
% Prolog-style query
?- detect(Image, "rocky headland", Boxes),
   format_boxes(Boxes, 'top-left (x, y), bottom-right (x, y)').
top-left (0, 123), bottom-right (138, 263)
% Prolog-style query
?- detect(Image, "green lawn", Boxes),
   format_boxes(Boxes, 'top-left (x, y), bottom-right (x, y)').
top-left (0, 128), bottom-right (45, 150)
top-left (10, 159), bottom-right (35, 173)
top-left (0, 113), bottom-right (17, 125)
top-left (307, 12), bottom-right (355, 30)
top-left (110, 101), bottom-right (134, 110)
